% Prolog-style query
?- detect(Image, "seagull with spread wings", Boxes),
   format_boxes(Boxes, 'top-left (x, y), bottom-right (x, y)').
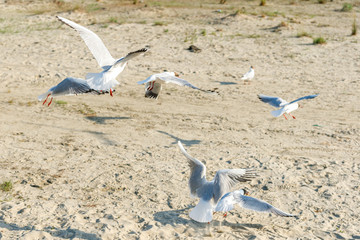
top-left (137, 72), bottom-right (208, 99)
top-left (258, 94), bottom-right (318, 119)
top-left (215, 189), bottom-right (296, 218)
top-left (38, 77), bottom-right (102, 106)
top-left (57, 16), bottom-right (148, 96)
top-left (178, 141), bottom-right (257, 223)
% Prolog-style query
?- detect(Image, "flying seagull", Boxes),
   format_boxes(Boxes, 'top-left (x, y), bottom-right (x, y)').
top-left (215, 189), bottom-right (296, 218)
top-left (240, 66), bottom-right (254, 84)
top-left (38, 77), bottom-right (102, 106)
top-left (56, 16), bottom-right (148, 96)
top-left (258, 94), bottom-right (318, 119)
top-left (177, 141), bottom-right (257, 223)
top-left (137, 72), bottom-right (208, 99)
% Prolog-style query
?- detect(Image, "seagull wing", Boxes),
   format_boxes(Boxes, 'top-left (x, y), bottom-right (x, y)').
top-left (235, 194), bottom-right (296, 217)
top-left (213, 169), bottom-right (257, 203)
top-left (157, 73), bottom-right (202, 90)
top-left (57, 16), bottom-right (115, 68)
top-left (51, 77), bottom-right (100, 96)
top-left (110, 48), bottom-right (148, 70)
top-left (214, 192), bottom-right (237, 212)
top-left (178, 141), bottom-right (207, 198)
top-left (258, 94), bottom-right (288, 107)
top-left (288, 94), bottom-right (318, 105)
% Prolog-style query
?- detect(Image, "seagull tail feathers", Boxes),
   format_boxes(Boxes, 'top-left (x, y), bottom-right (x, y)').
top-left (38, 91), bottom-right (51, 101)
top-left (271, 108), bottom-right (286, 117)
top-left (189, 199), bottom-right (214, 223)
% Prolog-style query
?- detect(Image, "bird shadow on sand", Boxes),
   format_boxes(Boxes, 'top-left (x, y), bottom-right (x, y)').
top-left (215, 81), bottom-right (238, 85)
top-left (157, 130), bottom-right (201, 146)
top-left (0, 220), bottom-right (101, 240)
top-left (153, 207), bottom-right (203, 228)
top-left (85, 116), bottom-right (130, 124)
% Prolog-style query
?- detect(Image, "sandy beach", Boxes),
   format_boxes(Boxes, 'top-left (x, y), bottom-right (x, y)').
top-left (0, 0), bottom-right (359, 239)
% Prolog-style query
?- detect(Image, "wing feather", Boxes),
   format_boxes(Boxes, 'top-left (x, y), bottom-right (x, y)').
top-left (178, 141), bottom-right (207, 197)
top-left (57, 16), bottom-right (115, 68)
top-left (258, 94), bottom-right (287, 107)
top-left (288, 94), bottom-right (318, 105)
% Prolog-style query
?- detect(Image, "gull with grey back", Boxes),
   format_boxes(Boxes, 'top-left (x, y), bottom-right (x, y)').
top-left (258, 94), bottom-right (318, 119)
top-left (57, 16), bottom-right (148, 96)
top-left (177, 141), bottom-right (257, 223)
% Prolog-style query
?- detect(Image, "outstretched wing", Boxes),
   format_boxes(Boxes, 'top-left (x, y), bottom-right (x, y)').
top-left (258, 94), bottom-right (287, 108)
top-left (288, 94), bottom-right (318, 105)
top-left (51, 77), bottom-right (100, 97)
top-left (57, 16), bottom-right (115, 68)
top-left (157, 72), bottom-right (202, 90)
top-left (214, 192), bottom-right (236, 212)
top-left (235, 194), bottom-right (296, 217)
top-left (111, 48), bottom-right (148, 69)
top-left (178, 141), bottom-right (207, 198)
top-left (213, 169), bottom-right (257, 203)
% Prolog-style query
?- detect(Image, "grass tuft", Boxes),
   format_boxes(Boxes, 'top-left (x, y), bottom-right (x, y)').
top-left (297, 31), bottom-right (312, 38)
top-left (153, 21), bottom-right (166, 26)
top-left (0, 181), bottom-right (13, 192)
top-left (318, 0), bottom-right (326, 4)
top-left (313, 37), bottom-right (326, 45)
top-left (55, 100), bottom-right (67, 105)
top-left (341, 3), bottom-right (353, 12)
top-left (351, 18), bottom-right (357, 36)
top-left (260, 0), bottom-right (266, 6)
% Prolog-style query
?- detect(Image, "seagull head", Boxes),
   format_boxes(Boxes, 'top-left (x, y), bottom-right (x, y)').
top-left (174, 72), bottom-right (180, 77)
top-left (239, 189), bottom-right (250, 196)
top-left (250, 66), bottom-right (254, 69)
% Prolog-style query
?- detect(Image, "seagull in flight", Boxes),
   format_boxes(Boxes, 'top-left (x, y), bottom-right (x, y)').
top-left (215, 189), bottom-right (296, 219)
top-left (240, 66), bottom-right (254, 84)
top-left (178, 141), bottom-right (257, 223)
top-left (57, 16), bottom-right (148, 96)
top-left (258, 94), bottom-right (318, 119)
top-left (137, 72), bottom-right (209, 99)
top-left (38, 77), bottom-right (102, 106)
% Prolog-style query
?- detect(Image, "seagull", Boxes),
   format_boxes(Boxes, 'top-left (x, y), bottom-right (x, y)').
top-left (137, 72), bottom-right (208, 99)
top-left (38, 77), bottom-right (102, 106)
top-left (258, 94), bottom-right (318, 119)
top-left (57, 16), bottom-right (148, 96)
top-left (215, 189), bottom-right (296, 219)
top-left (177, 141), bottom-right (257, 223)
top-left (240, 66), bottom-right (254, 84)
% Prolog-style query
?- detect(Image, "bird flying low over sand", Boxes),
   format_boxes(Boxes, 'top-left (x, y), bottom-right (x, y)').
top-left (177, 141), bottom-right (257, 223)
top-left (240, 66), bottom-right (254, 84)
top-left (215, 189), bottom-right (296, 218)
top-left (137, 72), bottom-right (209, 99)
top-left (258, 94), bottom-right (318, 120)
top-left (38, 77), bottom-right (102, 106)
top-left (56, 16), bottom-right (148, 96)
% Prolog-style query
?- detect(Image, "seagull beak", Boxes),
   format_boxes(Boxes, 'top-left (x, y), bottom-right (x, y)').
top-left (244, 190), bottom-right (250, 196)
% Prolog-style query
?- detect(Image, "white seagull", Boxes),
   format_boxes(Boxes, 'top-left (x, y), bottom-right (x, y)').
top-left (178, 141), bottom-right (257, 223)
top-left (137, 72), bottom-right (207, 99)
top-left (57, 16), bottom-right (148, 96)
top-left (258, 94), bottom-right (318, 120)
top-left (215, 189), bottom-right (296, 218)
top-left (38, 77), bottom-right (102, 106)
top-left (240, 66), bottom-right (254, 84)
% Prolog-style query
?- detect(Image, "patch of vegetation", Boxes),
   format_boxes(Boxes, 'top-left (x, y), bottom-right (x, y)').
top-left (341, 3), bottom-right (353, 12)
top-left (153, 21), bottom-right (166, 26)
top-left (219, 0), bottom-right (227, 3)
top-left (351, 18), bottom-right (357, 36)
top-left (164, 29), bottom-right (169, 33)
top-left (263, 11), bottom-right (285, 17)
top-left (0, 181), bottom-right (13, 192)
top-left (260, 0), bottom-right (266, 6)
top-left (184, 30), bottom-right (198, 43)
top-left (137, 20), bottom-right (147, 24)
top-left (248, 34), bottom-right (261, 38)
top-left (297, 31), bottom-right (312, 38)
top-left (55, 100), bottom-right (67, 105)
top-left (109, 17), bottom-right (118, 23)
top-left (318, 0), bottom-right (326, 4)
top-left (313, 37), bottom-right (326, 45)
top-left (200, 29), bottom-right (206, 36)
top-left (86, 3), bottom-right (101, 13)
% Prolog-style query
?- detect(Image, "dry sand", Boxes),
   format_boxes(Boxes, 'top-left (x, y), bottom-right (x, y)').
top-left (0, 0), bottom-right (359, 239)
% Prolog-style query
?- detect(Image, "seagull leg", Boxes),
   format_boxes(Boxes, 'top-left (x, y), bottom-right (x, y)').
top-left (289, 113), bottom-right (296, 119)
top-left (206, 221), bottom-right (213, 237)
top-left (283, 114), bottom-right (288, 120)
top-left (47, 97), bottom-right (53, 106)
top-left (110, 88), bottom-right (113, 97)
top-left (42, 94), bottom-right (51, 105)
